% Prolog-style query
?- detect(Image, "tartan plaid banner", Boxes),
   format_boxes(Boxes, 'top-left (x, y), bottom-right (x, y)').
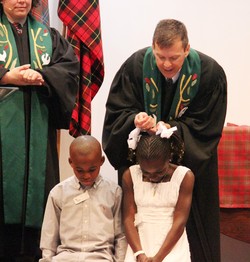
top-left (31, 0), bottom-right (50, 26)
top-left (58, 0), bottom-right (104, 136)
top-left (218, 123), bottom-right (250, 208)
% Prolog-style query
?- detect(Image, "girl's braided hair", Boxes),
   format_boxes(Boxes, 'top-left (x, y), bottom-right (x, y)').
top-left (128, 132), bottom-right (184, 165)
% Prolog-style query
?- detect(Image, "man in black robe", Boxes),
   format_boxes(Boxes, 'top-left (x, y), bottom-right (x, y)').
top-left (0, 0), bottom-right (79, 261)
top-left (102, 19), bottom-right (227, 262)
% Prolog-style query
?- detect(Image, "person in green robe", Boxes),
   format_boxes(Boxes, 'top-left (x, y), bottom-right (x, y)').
top-left (0, 0), bottom-right (79, 261)
top-left (102, 19), bottom-right (227, 262)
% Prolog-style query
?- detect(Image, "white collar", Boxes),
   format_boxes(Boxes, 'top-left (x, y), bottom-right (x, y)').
top-left (166, 71), bottom-right (180, 84)
top-left (7, 17), bottom-right (26, 27)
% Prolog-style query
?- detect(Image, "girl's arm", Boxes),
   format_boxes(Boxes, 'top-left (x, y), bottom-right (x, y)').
top-left (122, 168), bottom-right (149, 261)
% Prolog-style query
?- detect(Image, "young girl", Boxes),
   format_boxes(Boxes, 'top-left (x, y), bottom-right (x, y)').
top-left (122, 126), bottom-right (194, 262)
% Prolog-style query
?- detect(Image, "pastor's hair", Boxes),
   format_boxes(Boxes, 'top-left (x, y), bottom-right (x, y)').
top-left (153, 19), bottom-right (189, 49)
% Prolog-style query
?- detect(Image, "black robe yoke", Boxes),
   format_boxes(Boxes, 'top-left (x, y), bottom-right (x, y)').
top-left (102, 47), bottom-right (227, 262)
top-left (0, 23), bottom-right (79, 258)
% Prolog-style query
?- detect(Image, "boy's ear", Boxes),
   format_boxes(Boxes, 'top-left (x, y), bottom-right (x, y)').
top-left (101, 155), bottom-right (105, 166)
top-left (68, 157), bottom-right (72, 165)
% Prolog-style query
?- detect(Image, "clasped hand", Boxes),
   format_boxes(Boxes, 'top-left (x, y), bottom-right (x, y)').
top-left (1, 64), bottom-right (44, 86)
top-left (134, 112), bottom-right (156, 131)
top-left (137, 254), bottom-right (162, 262)
top-left (134, 112), bottom-right (171, 133)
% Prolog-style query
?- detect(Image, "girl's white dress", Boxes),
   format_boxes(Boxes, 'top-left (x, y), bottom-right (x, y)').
top-left (124, 165), bottom-right (191, 262)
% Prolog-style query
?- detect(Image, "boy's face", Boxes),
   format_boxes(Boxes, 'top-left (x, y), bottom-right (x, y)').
top-left (69, 153), bottom-right (105, 187)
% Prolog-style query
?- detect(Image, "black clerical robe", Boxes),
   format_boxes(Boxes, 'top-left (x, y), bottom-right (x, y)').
top-left (102, 47), bottom-right (227, 262)
top-left (0, 19), bottom-right (79, 258)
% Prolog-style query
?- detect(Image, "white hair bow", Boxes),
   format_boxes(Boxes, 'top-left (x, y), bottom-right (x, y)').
top-left (127, 124), bottom-right (177, 150)
top-left (127, 127), bottom-right (141, 150)
top-left (156, 122), bottom-right (177, 138)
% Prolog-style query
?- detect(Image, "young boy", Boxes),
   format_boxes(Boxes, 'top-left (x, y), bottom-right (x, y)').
top-left (39, 135), bottom-right (127, 262)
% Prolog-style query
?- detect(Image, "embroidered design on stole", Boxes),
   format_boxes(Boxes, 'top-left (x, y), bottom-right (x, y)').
top-left (143, 47), bottom-right (201, 121)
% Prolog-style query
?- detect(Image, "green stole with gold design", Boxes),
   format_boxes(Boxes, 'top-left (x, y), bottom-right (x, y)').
top-left (143, 47), bottom-right (201, 121)
top-left (0, 14), bottom-right (52, 227)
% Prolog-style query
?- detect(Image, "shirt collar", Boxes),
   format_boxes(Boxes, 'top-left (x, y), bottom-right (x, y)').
top-left (7, 18), bottom-right (26, 27)
top-left (166, 71), bottom-right (180, 84)
top-left (74, 175), bottom-right (103, 190)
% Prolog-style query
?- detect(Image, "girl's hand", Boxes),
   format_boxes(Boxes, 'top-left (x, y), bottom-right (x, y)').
top-left (136, 253), bottom-right (151, 262)
top-left (147, 256), bottom-right (163, 262)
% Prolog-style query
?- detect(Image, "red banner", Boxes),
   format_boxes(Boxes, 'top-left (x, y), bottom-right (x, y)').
top-left (31, 0), bottom-right (50, 26)
top-left (58, 0), bottom-right (104, 135)
top-left (218, 123), bottom-right (250, 208)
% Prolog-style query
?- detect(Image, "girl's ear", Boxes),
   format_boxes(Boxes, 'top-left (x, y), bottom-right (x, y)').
top-left (169, 153), bottom-right (173, 163)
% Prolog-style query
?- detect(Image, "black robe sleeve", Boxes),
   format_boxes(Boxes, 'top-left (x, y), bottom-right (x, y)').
top-left (36, 28), bottom-right (79, 129)
top-left (0, 27), bottom-right (79, 130)
top-left (102, 48), bottom-right (147, 169)
top-left (168, 51), bottom-right (227, 172)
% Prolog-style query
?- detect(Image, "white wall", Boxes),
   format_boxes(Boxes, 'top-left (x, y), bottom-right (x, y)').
top-left (49, 1), bottom-right (250, 260)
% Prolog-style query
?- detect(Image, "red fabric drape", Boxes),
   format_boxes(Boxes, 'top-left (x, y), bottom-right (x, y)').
top-left (58, 0), bottom-right (104, 136)
top-left (218, 123), bottom-right (250, 208)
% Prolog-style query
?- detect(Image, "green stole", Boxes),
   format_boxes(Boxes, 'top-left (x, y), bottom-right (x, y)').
top-left (0, 14), bottom-right (52, 227)
top-left (143, 47), bottom-right (201, 121)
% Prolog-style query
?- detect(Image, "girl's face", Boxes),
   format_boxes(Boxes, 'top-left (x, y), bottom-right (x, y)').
top-left (1, 0), bottom-right (32, 22)
top-left (139, 158), bottom-right (170, 183)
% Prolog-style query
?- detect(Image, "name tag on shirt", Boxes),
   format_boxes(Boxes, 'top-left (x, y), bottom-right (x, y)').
top-left (73, 191), bottom-right (90, 204)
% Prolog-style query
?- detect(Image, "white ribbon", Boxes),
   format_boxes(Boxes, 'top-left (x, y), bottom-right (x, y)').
top-left (156, 123), bottom-right (177, 138)
top-left (127, 127), bottom-right (141, 150)
top-left (156, 122), bottom-right (177, 138)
